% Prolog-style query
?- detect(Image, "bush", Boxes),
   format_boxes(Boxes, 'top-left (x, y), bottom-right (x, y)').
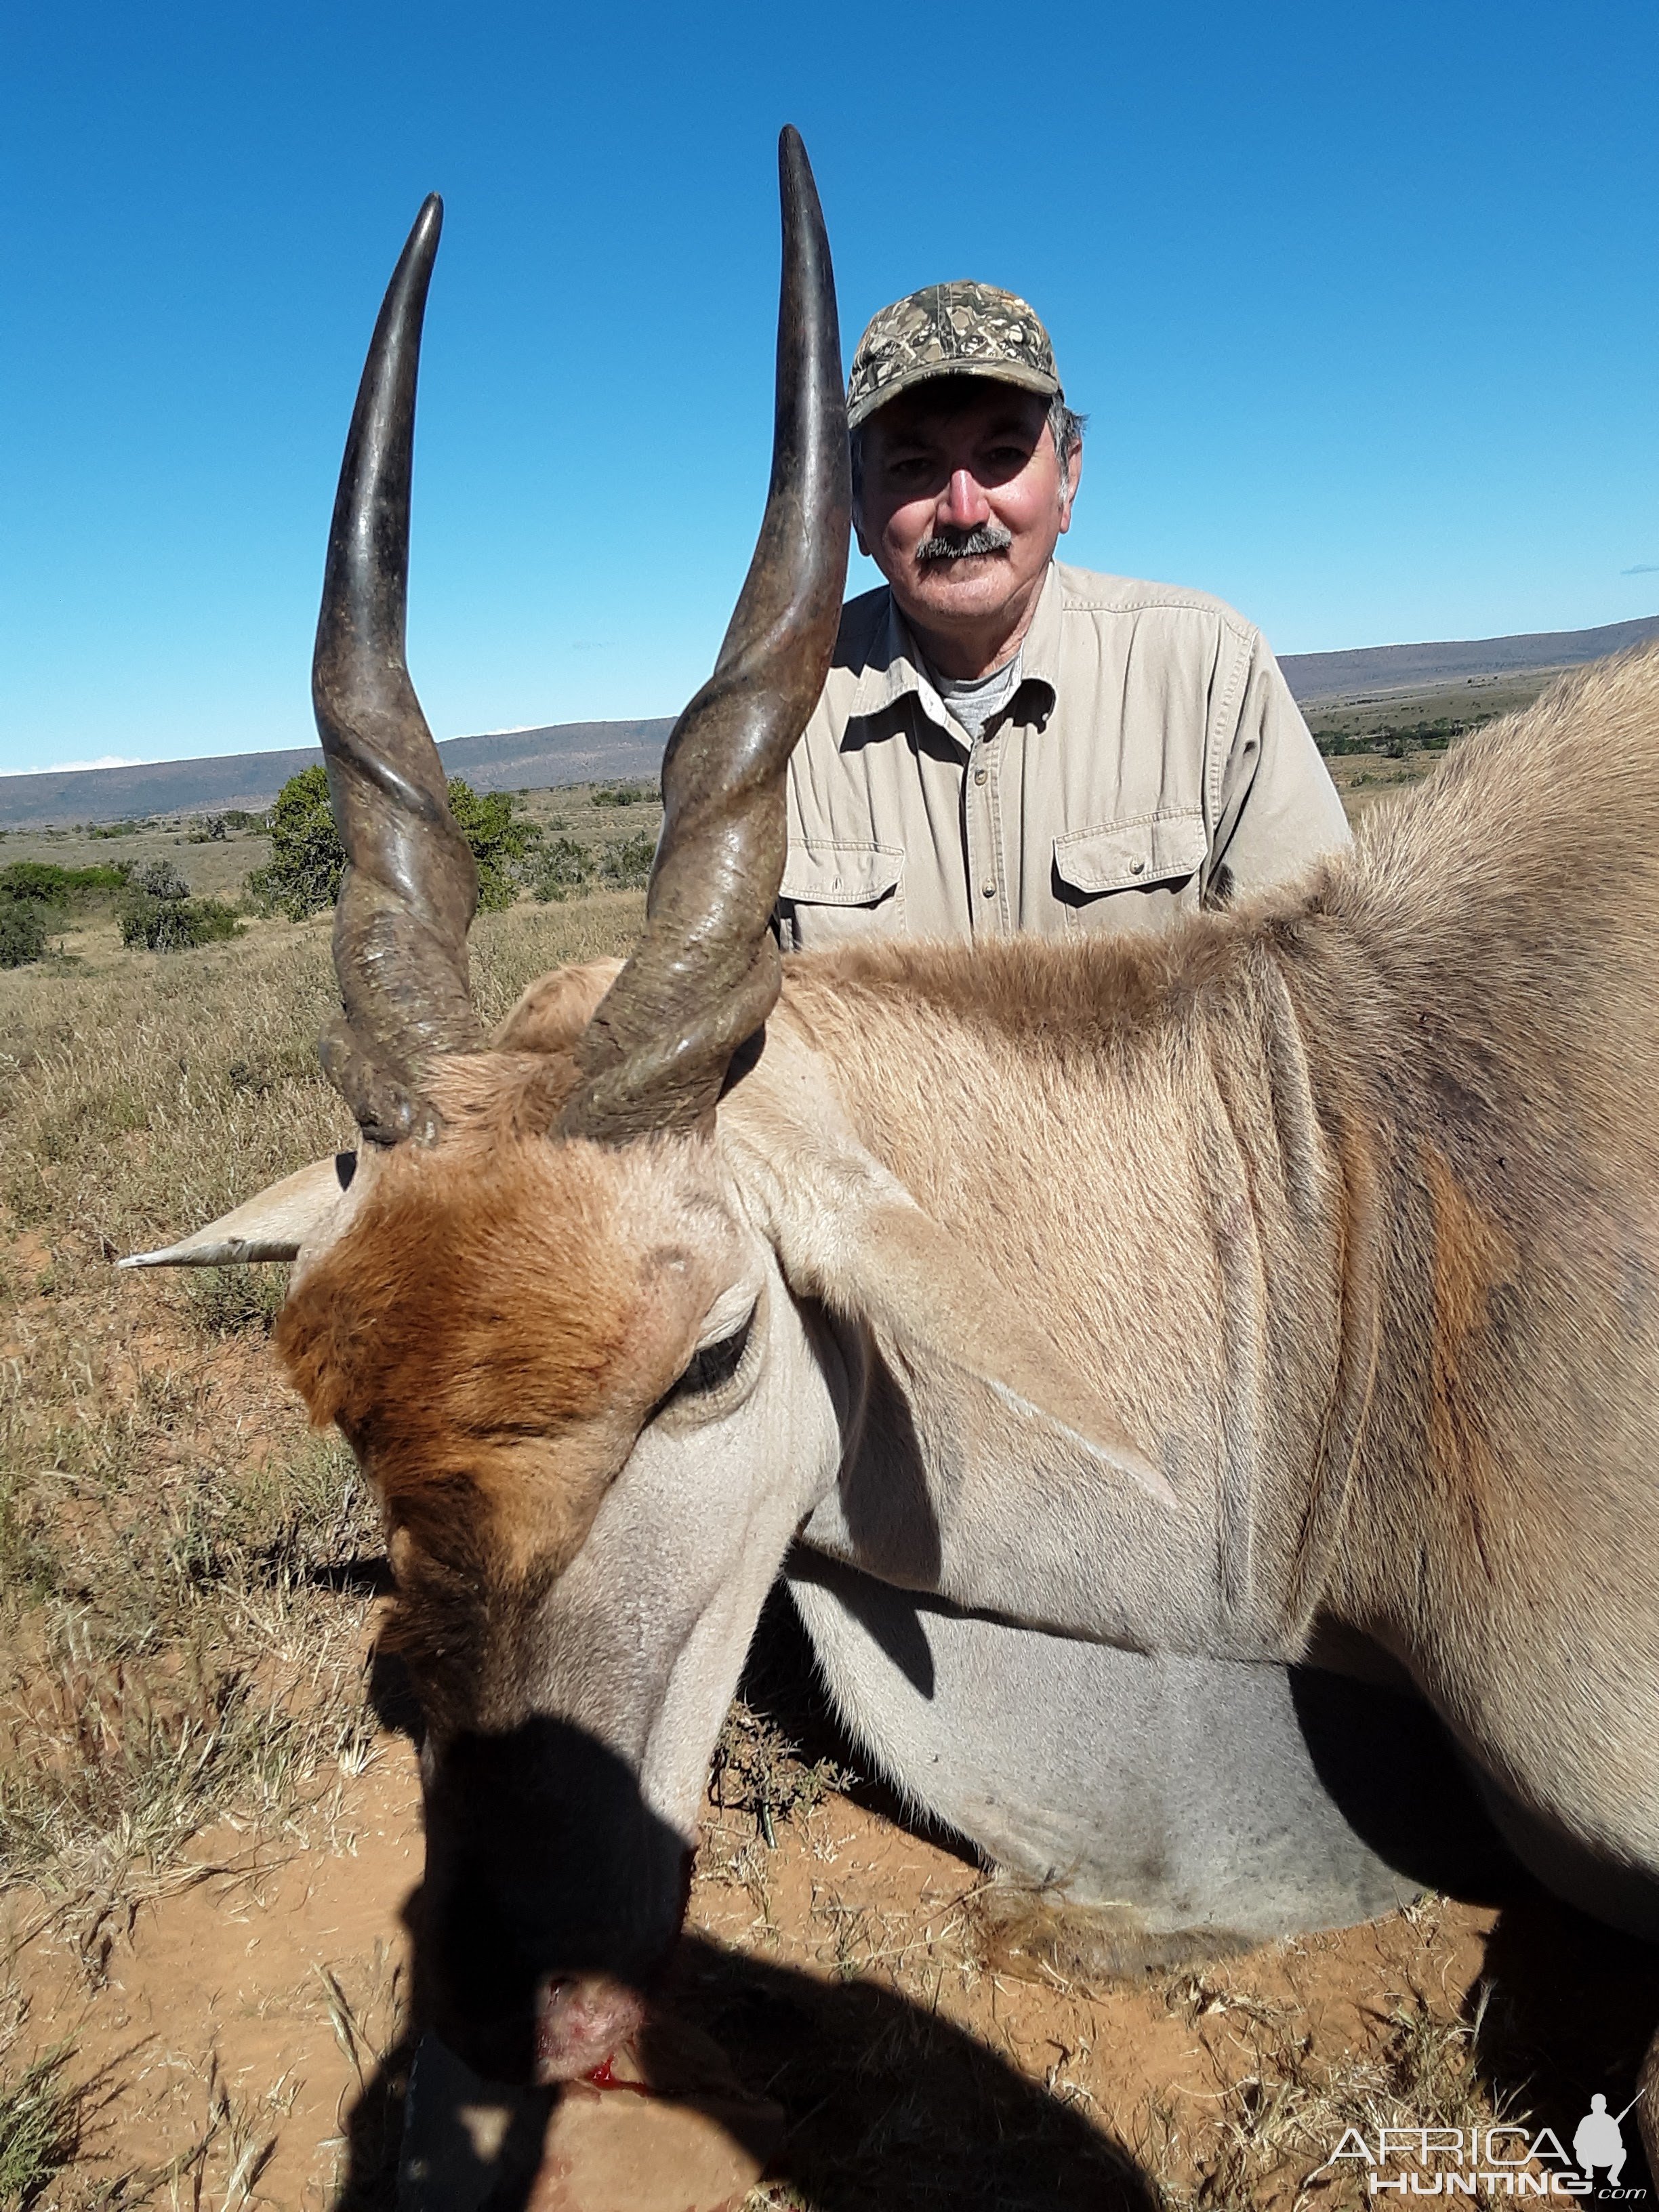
top-left (0, 905), bottom-right (50, 968)
top-left (248, 765), bottom-right (542, 918)
top-left (0, 863), bottom-right (77, 907)
top-left (119, 895), bottom-right (243, 952)
top-left (528, 836), bottom-right (594, 903)
top-left (0, 861), bottom-right (127, 908)
top-left (445, 780), bottom-right (541, 912)
top-left (592, 781), bottom-right (654, 808)
top-left (598, 831), bottom-right (656, 889)
top-left (245, 766), bottom-right (342, 919)
top-left (130, 859), bottom-right (190, 902)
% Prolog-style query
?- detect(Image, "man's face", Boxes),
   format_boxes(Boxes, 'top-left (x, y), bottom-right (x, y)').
top-left (854, 380), bottom-right (1080, 649)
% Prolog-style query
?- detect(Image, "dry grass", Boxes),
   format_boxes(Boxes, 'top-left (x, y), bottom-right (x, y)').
top-left (0, 893), bottom-right (643, 1917)
top-left (1140, 1973), bottom-right (1512, 2209)
top-left (0, 2034), bottom-right (85, 2207)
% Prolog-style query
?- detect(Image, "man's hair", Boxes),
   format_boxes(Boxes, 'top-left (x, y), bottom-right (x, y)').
top-left (849, 386), bottom-right (1086, 508)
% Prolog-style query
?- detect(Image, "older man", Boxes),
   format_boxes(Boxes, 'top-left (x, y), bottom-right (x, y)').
top-left (777, 283), bottom-right (1349, 949)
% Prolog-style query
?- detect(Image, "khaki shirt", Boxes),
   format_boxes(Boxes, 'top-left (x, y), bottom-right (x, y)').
top-left (777, 560), bottom-right (1349, 950)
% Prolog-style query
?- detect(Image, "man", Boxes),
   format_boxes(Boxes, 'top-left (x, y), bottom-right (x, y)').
top-left (777, 282), bottom-right (1349, 949)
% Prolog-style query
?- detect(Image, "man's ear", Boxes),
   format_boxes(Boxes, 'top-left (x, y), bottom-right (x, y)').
top-left (732, 1120), bottom-right (1172, 1508)
top-left (1058, 434), bottom-right (1081, 535)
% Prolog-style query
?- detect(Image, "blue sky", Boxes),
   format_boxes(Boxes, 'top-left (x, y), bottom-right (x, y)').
top-left (4, 0), bottom-right (1658, 775)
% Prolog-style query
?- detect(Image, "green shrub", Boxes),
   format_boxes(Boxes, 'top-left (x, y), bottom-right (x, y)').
top-left (528, 836), bottom-right (594, 903)
top-left (245, 764), bottom-right (342, 919)
top-left (592, 781), bottom-right (655, 808)
top-left (0, 861), bottom-right (127, 908)
top-left (0, 864), bottom-right (76, 907)
top-left (445, 779), bottom-right (541, 911)
top-left (599, 831), bottom-right (656, 889)
top-left (249, 764), bottom-right (542, 918)
top-left (0, 905), bottom-right (49, 968)
top-left (119, 895), bottom-right (243, 952)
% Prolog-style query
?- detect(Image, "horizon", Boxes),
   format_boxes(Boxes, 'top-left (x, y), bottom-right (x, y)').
top-left (9, 597), bottom-right (1659, 787)
top-left (5, 1), bottom-right (1659, 777)
top-left (7, 600), bottom-right (1659, 785)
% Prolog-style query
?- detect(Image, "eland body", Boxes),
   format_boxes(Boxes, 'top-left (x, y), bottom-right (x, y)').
top-left (129, 134), bottom-right (1659, 2170)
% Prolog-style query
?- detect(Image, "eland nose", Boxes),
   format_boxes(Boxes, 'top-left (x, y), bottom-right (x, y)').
top-left (533, 1971), bottom-right (647, 2085)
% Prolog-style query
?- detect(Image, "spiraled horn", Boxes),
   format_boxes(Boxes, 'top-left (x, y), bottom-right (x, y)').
top-left (557, 126), bottom-right (850, 1142)
top-left (312, 194), bottom-right (484, 1147)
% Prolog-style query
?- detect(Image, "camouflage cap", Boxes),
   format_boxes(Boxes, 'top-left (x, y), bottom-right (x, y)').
top-left (846, 281), bottom-right (1061, 431)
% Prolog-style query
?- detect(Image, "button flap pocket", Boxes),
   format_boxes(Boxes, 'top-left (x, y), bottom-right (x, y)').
top-left (1052, 811), bottom-right (1208, 896)
top-left (779, 842), bottom-right (905, 907)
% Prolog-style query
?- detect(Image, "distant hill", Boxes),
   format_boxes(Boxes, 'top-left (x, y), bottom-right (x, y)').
top-left (7, 609), bottom-right (1659, 826)
top-left (1279, 613), bottom-right (1659, 703)
top-left (0, 718), bottom-right (675, 830)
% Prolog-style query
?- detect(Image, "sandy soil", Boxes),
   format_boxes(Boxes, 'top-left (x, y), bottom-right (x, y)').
top-left (8, 1683), bottom-right (1658, 2209)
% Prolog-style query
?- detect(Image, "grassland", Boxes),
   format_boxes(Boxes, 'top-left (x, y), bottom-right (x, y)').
top-left (0, 892), bottom-right (648, 2205)
top-left (0, 780), bottom-right (665, 928)
top-left (0, 757), bottom-right (1652, 2207)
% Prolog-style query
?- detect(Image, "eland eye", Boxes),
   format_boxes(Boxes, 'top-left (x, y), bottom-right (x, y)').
top-left (665, 1307), bottom-right (756, 1407)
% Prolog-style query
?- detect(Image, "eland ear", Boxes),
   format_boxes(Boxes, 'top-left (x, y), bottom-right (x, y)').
top-left (739, 1130), bottom-right (1174, 1509)
top-left (119, 1153), bottom-right (359, 1269)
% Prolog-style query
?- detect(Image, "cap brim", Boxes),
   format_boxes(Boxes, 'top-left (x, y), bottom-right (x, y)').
top-left (847, 357), bottom-right (1060, 432)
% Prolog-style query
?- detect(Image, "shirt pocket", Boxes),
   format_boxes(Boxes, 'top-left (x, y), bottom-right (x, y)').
top-left (1052, 810), bottom-right (1209, 934)
top-left (778, 842), bottom-right (905, 951)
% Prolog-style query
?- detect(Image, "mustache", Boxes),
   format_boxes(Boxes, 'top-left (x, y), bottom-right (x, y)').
top-left (914, 522), bottom-right (1015, 564)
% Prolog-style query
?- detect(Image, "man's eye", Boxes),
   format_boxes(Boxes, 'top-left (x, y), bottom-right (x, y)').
top-left (666, 1309), bottom-right (755, 1404)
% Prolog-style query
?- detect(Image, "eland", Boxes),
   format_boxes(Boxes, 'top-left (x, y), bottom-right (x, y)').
top-left (127, 131), bottom-right (1659, 2173)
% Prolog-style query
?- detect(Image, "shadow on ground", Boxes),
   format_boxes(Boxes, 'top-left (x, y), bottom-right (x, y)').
top-left (339, 1589), bottom-right (1659, 2207)
top-left (340, 1616), bottom-right (1157, 2210)
top-left (329, 1921), bottom-right (1159, 2211)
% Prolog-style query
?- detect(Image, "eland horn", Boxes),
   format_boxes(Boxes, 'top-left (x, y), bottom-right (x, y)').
top-left (558, 125), bottom-right (851, 1143)
top-left (312, 192), bottom-right (484, 1147)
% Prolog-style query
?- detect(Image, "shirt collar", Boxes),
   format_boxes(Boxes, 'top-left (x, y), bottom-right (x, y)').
top-left (844, 563), bottom-right (1063, 738)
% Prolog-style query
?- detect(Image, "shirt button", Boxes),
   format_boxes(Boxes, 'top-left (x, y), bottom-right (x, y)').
top-left (973, 766), bottom-right (988, 785)
top-left (981, 878), bottom-right (997, 898)
top-left (1129, 857), bottom-right (1147, 876)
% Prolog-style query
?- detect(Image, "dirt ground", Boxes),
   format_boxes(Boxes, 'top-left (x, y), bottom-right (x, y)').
top-left (7, 1694), bottom-right (1659, 2208)
top-left (1, 795), bottom-right (1656, 2209)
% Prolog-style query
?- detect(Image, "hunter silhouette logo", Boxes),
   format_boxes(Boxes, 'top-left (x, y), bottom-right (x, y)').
top-left (1574, 2093), bottom-right (1644, 2194)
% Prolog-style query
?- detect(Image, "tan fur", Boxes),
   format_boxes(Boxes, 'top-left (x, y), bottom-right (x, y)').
top-left (276, 1069), bottom-right (749, 1724)
top-left (261, 647), bottom-right (1659, 2154)
top-left (772, 647), bottom-right (1659, 1862)
top-left (280, 645), bottom-right (1659, 1759)
top-left (1421, 1139), bottom-right (1522, 1592)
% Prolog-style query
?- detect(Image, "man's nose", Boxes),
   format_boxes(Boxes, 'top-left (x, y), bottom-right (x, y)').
top-left (938, 468), bottom-right (991, 530)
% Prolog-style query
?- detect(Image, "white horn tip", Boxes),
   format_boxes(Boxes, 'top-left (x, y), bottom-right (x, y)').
top-left (118, 1239), bottom-right (301, 1269)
